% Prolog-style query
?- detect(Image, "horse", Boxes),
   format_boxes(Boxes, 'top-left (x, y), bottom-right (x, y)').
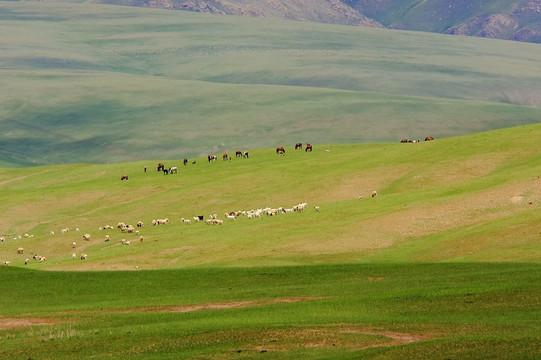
top-left (163, 168), bottom-right (169, 175)
top-left (425, 136), bottom-right (434, 141)
top-left (183, 158), bottom-right (188, 165)
top-left (295, 143), bottom-right (302, 150)
top-left (208, 155), bottom-right (217, 162)
top-left (235, 151), bottom-right (242, 158)
top-left (120, 174), bottom-right (128, 180)
top-left (157, 163), bottom-right (165, 171)
top-left (169, 166), bottom-right (178, 174)
top-left (243, 151), bottom-right (249, 158)
top-left (305, 143), bottom-right (313, 152)
top-left (276, 146), bottom-right (285, 154)
top-left (222, 153), bottom-right (228, 160)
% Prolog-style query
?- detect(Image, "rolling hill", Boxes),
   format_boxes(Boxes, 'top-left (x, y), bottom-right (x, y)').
top-left (1, 123), bottom-right (541, 270)
top-left (2, 2), bottom-right (541, 166)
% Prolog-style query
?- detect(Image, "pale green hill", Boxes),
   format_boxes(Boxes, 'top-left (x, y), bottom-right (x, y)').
top-left (1, 2), bottom-right (541, 166)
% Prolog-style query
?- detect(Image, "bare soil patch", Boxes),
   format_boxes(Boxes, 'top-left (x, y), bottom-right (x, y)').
top-left (0, 316), bottom-right (56, 330)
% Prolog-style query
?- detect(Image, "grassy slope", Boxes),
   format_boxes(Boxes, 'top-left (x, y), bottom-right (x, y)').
top-left (0, 125), bottom-right (540, 358)
top-left (2, 2), bottom-right (541, 166)
top-left (1, 123), bottom-right (541, 269)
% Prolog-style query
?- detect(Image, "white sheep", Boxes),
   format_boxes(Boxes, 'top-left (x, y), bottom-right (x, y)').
top-left (61, 228), bottom-right (69, 234)
top-left (0, 236), bottom-right (4, 242)
top-left (17, 247), bottom-right (24, 254)
top-left (139, 236), bottom-right (144, 242)
top-left (72, 252), bottom-right (77, 259)
top-left (314, 206), bottom-right (320, 212)
top-left (72, 242), bottom-right (77, 248)
top-left (4, 261), bottom-right (10, 266)
top-left (24, 258), bottom-right (29, 265)
top-left (137, 221), bottom-right (144, 227)
top-left (80, 253), bottom-right (88, 260)
top-left (371, 190), bottom-right (377, 198)
top-left (104, 234), bottom-right (110, 242)
top-left (83, 233), bottom-right (91, 241)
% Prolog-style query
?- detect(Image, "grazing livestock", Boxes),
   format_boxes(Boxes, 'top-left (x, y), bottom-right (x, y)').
top-left (169, 167), bottom-right (178, 174)
top-left (222, 153), bottom-right (228, 160)
top-left (24, 258), bottom-right (30, 265)
top-left (83, 233), bottom-right (91, 241)
top-left (0, 236), bottom-right (4, 242)
top-left (4, 261), bottom-right (10, 266)
top-left (243, 151), bottom-right (249, 158)
top-left (163, 168), bottom-right (169, 175)
top-left (139, 236), bottom-right (144, 242)
top-left (400, 138), bottom-right (408, 143)
top-left (183, 158), bottom-right (188, 165)
top-left (236, 151), bottom-right (242, 158)
top-left (305, 143), bottom-right (313, 152)
top-left (314, 206), bottom-right (320, 212)
top-left (371, 191), bottom-right (377, 198)
top-left (61, 228), bottom-right (69, 234)
top-left (137, 221), bottom-right (144, 227)
top-left (295, 143), bottom-right (302, 150)
top-left (208, 155), bottom-right (217, 162)
top-left (425, 136), bottom-right (434, 141)
top-left (276, 147), bottom-right (285, 155)
top-left (17, 247), bottom-right (24, 254)
top-left (80, 253), bottom-right (88, 260)
top-left (157, 163), bottom-right (165, 171)
top-left (121, 174), bottom-right (129, 180)
top-left (72, 253), bottom-right (77, 259)
top-left (72, 242), bottom-right (77, 248)
top-left (104, 235), bottom-right (110, 242)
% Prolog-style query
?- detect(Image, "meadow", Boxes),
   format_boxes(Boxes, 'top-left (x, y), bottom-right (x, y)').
top-left (2, 2), bottom-right (541, 166)
top-left (1, 124), bottom-right (541, 358)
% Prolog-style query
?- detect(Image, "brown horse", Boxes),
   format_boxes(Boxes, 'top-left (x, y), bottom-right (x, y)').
top-left (295, 143), bottom-right (302, 150)
top-left (276, 147), bottom-right (285, 154)
top-left (121, 174), bottom-right (128, 180)
top-left (305, 143), bottom-right (312, 152)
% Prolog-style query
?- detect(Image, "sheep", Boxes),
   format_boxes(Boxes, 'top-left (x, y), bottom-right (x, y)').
top-left (4, 261), bottom-right (10, 266)
top-left (83, 233), bottom-right (91, 241)
top-left (225, 213), bottom-right (236, 221)
top-left (17, 247), bottom-right (24, 254)
top-left (33, 254), bottom-right (39, 260)
top-left (72, 242), bottom-right (77, 248)
top-left (123, 240), bottom-right (131, 245)
top-left (314, 206), bottom-right (320, 212)
top-left (137, 221), bottom-right (144, 227)
top-left (371, 190), bottom-right (377, 198)
top-left (181, 218), bottom-right (192, 224)
top-left (75, 228), bottom-right (80, 232)
top-left (38, 256), bottom-right (46, 262)
top-left (24, 233), bottom-right (31, 238)
top-left (104, 234), bottom-right (110, 242)
top-left (152, 219), bottom-right (158, 226)
top-left (192, 216), bottom-right (200, 223)
top-left (61, 228), bottom-right (69, 234)
top-left (0, 236), bottom-right (4, 242)
top-left (80, 253), bottom-right (88, 260)
top-left (139, 236), bottom-right (144, 242)
top-left (24, 258), bottom-right (29, 265)
top-left (72, 253), bottom-right (77, 259)
top-left (117, 222), bottom-right (126, 229)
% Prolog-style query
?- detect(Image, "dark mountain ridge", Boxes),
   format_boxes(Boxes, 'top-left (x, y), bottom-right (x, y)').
top-left (81, 0), bottom-right (541, 43)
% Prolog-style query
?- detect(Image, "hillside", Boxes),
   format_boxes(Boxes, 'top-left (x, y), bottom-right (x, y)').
top-left (1, 123), bottom-right (541, 270)
top-left (2, 2), bottom-right (541, 166)
top-left (76, 0), bottom-right (541, 43)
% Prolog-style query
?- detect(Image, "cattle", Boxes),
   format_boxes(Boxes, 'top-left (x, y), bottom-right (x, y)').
top-left (295, 143), bottom-right (302, 150)
top-left (425, 136), bottom-right (434, 141)
top-left (400, 139), bottom-right (408, 143)
top-left (169, 166), bottom-right (178, 174)
top-left (235, 151), bottom-right (242, 158)
top-left (121, 174), bottom-right (128, 180)
top-left (183, 158), bottom-right (188, 165)
top-left (222, 153), bottom-right (228, 160)
top-left (305, 143), bottom-right (313, 152)
top-left (276, 147), bottom-right (285, 154)
top-left (208, 155), bottom-right (217, 162)
top-left (157, 163), bottom-right (165, 171)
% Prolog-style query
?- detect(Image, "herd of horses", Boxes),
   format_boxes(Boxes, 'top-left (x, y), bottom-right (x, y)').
top-left (401, 137), bottom-right (434, 143)
top-left (121, 138), bottom-right (434, 179)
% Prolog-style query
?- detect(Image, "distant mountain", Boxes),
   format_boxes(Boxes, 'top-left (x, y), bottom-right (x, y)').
top-left (85, 0), bottom-right (541, 43)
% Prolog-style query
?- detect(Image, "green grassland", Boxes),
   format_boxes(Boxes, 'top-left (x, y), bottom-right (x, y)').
top-left (2, 2), bottom-right (541, 166)
top-left (1, 124), bottom-right (541, 358)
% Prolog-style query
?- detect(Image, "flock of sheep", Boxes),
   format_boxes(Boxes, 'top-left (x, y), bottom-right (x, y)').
top-left (1, 201), bottom-right (316, 267)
